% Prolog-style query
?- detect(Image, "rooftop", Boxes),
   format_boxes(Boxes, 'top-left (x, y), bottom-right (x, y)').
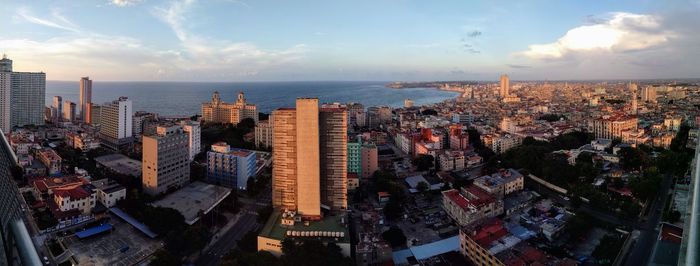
top-left (259, 209), bottom-right (350, 242)
top-left (150, 181), bottom-right (231, 225)
top-left (95, 153), bottom-right (142, 176)
top-left (38, 149), bottom-right (61, 161)
top-left (53, 186), bottom-right (91, 199)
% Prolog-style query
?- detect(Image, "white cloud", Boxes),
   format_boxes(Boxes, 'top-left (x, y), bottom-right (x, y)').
top-left (16, 7), bottom-right (80, 32)
top-left (520, 12), bottom-right (673, 60)
top-left (110, 0), bottom-right (143, 7)
top-left (1, 2), bottom-right (307, 81)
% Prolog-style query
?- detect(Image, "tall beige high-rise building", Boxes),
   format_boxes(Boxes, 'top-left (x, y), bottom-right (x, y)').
top-left (79, 77), bottom-right (92, 122)
top-left (142, 125), bottom-right (190, 195)
top-left (499, 74), bottom-right (510, 98)
top-left (296, 99), bottom-right (321, 217)
top-left (271, 98), bottom-right (348, 219)
top-left (201, 91), bottom-right (258, 124)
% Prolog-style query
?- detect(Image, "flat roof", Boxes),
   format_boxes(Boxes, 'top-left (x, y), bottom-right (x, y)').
top-left (75, 224), bottom-right (113, 239)
top-left (109, 207), bottom-right (157, 238)
top-left (259, 209), bottom-right (350, 242)
top-left (95, 154), bottom-right (142, 176)
top-left (392, 236), bottom-right (460, 264)
top-left (151, 182), bottom-right (231, 225)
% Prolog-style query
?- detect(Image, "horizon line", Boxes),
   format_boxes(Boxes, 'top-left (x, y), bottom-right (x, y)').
top-left (45, 77), bottom-right (700, 83)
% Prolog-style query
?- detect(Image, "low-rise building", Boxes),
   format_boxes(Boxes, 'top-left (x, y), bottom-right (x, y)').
top-left (91, 179), bottom-right (126, 208)
top-left (361, 143), bottom-right (378, 178)
top-left (53, 185), bottom-right (96, 215)
top-left (258, 209), bottom-right (351, 257)
top-left (206, 142), bottom-right (257, 190)
top-left (439, 150), bottom-right (465, 171)
top-left (180, 120), bottom-right (201, 161)
top-left (473, 169), bottom-right (524, 199)
top-left (254, 120), bottom-right (273, 149)
top-left (36, 148), bottom-right (62, 175)
top-left (442, 186), bottom-right (503, 227)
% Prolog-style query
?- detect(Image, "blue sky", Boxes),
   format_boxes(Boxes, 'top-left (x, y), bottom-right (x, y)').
top-left (1, 0), bottom-right (698, 81)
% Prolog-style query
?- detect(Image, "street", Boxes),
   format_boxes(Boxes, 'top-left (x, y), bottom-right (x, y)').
top-left (526, 173), bottom-right (675, 266)
top-left (621, 174), bottom-right (674, 266)
top-left (194, 184), bottom-right (271, 266)
top-left (195, 213), bottom-right (258, 266)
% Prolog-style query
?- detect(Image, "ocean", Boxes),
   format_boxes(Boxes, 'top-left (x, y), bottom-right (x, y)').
top-left (46, 81), bottom-right (458, 117)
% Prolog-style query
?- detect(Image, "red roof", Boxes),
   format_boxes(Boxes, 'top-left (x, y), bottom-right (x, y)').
top-left (462, 186), bottom-right (495, 206)
top-left (54, 186), bottom-right (91, 199)
top-left (472, 219), bottom-right (507, 247)
top-left (444, 189), bottom-right (470, 211)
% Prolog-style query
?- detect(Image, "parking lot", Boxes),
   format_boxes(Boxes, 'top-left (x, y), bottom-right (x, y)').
top-left (394, 194), bottom-right (455, 245)
top-left (61, 215), bottom-right (162, 266)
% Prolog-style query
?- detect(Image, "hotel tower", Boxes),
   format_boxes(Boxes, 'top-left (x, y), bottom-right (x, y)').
top-left (271, 98), bottom-right (347, 219)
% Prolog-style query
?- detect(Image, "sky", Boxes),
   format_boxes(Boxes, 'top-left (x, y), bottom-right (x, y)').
top-left (1, 0), bottom-right (699, 81)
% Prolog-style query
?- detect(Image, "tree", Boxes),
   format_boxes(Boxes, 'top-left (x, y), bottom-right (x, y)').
top-left (670, 124), bottom-right (691, 152)
top-left (257, 206), bottom-right (273, 223)
top-left (150, 249), bottom-right (180, 266)
top-left (237, 230), bottom-right (259, 253)
top-left (618, 147), bottom-right (649, 171)
top-left (420, 109), bottom-right (437, 116)
top-left (416, 181), bottom-right (429, 193)
top-left (412, 155), bottom-right (434, 171)
top-left (280, 239), bottom-right (352, 266)
top-left (381, 226), bottom-right (407, 247)
top-left (565, 213), bottom-right (593, 240)
top-left (383, 199), bottom-right (403, 220)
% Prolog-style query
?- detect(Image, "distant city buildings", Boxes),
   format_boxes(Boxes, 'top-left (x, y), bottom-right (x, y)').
top-left (62, 101), bottom-right (76, 122)
top-left (89, 103), bottom-right (101, 125)
top-left (52, 96), bottom-right (63, 123)
top-left (180, 120), bottom-right (201, 161)
top-left (499, 74), bottom-right (509, 98)
top-left (206, 142), bottom-right (256, 190)
top-left (79, 77), bottom-right (92, 122)
top-left (588, 114), bottom-right (638, 140)
top-left (99, 97), bottom-right (133, 151)
top-left (642, 85), bottom-right (657, 103)
top-left (142, 125), bottom-right (190, 195)
top-left (201, 91), bottom-right (258, 125)
top-left (404, 98), bottom-right (414, 108)
top-left (0, 55), bottom-right (45, 132)
top-left (254, 120), bottom-right (272, 149)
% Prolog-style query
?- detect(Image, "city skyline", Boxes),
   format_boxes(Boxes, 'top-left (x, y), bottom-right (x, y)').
top-left (1, 0), bottom-right (699, 82)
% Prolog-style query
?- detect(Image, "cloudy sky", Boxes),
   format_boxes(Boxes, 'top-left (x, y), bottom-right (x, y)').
top-left (1, 0), bottom-right (698, 81)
